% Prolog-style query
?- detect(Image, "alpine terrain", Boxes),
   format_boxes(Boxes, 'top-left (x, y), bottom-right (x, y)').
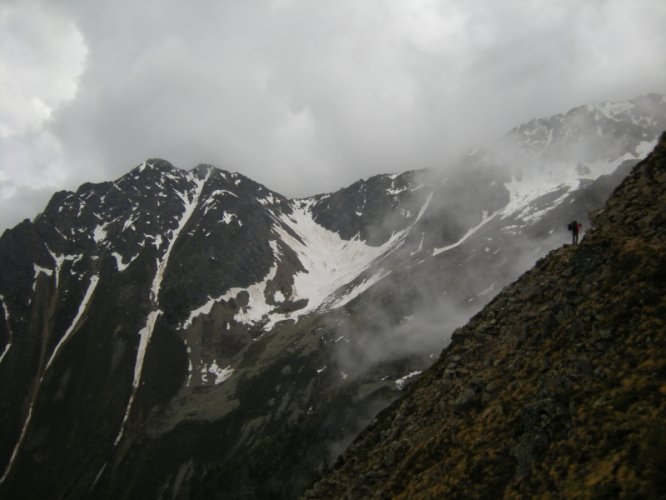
top-left (0, 94), bottom-right (664, 498)
top-left (307, 131), bottom-right (666, 499)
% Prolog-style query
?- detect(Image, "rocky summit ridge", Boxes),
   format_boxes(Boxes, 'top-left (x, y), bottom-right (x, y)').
top-left (306, 133), bottom-right (666, 499)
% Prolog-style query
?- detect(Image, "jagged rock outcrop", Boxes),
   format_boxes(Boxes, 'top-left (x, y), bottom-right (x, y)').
top-left (306, 133), bottom-right (666, 498)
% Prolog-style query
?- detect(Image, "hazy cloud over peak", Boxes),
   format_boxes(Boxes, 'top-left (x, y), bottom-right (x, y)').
top-left (1, 0), bottom-right (665, 230)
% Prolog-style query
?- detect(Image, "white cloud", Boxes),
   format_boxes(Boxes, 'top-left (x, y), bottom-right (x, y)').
top-left (0, 1), bottom-right (86, 137)
top-left (0, 0), bottom-right (87, 229)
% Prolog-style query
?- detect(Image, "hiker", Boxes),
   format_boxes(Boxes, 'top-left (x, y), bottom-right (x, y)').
top-left (567, 220), bottom-right (582, 245)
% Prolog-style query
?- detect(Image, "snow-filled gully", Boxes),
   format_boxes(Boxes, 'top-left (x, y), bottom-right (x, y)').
top-left (0, 295), bottom-right (11, 367)
top-left (43, 276), bottom-right (100, 374)
top-left (114, 172), bottom-right (209, 446)
top-left (181, 193), bottom-right (434, 337)
top-left (432, 210), bottom-right (498, 256)
top-left (0, 405), bottom-right (34, 485)
top-left (1, 272), bottom-right (99, 486)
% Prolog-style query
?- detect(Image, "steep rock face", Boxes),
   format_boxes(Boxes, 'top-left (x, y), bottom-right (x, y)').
top-left (306, 133), bottom-right (666, 499)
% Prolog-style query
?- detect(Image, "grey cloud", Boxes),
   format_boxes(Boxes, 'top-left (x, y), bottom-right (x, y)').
top-left (1, 0), bottom-right (665, 230)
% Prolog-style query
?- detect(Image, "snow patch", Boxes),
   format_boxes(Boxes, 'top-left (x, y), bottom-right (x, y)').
top-left (112, 252), bottom-right (138, 272)
top-left (202, 189), bottom-right (239, 215)
top-left (201, 360), bottom-right (234, 385)
top-left (93, 223), bottom-right (108, 243)
top-left (272, 201), bottom-right (405, 322)
top-left (47, 250), bottom-right (81, 288)
top-left (395, 371), bottom-right (422, 390)
top-left (516, 187), bottom-right (573, 223)
top-left (122, 214), bottom-right (138, 232)
top-left (386, 186), bottom-right (407, 196)
top-left (258, 193), bottom-right (278, 205)
top-left (183, 242), bottom-right (280, 330)
top-left (32, 264), bottom-right (53, 291)
top-left (221, 211), bottom-right (237, 224)
top-left (502, 171), bottom-right (579, 219)
top-left (33, 264), bottom-right (53, 278)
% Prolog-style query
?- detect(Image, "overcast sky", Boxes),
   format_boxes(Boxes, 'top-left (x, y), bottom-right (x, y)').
top-left (1, 0), bottom-right (665, 231)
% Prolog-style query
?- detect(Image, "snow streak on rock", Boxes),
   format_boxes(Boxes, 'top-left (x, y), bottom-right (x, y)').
top-left (112, 252), bottom-right (138, 272)
top-left (395, 371), bottom-right (422, 390)
top-left (32, 264), bottom-right (53, 293)
top-left (114, 171), bottom-right (209, 446)
top-left (43, 276), bottom-right (99, 374)
top-left (432, 211), bottom-right (498, 256)
top-left (181, 242), bottom-right (280, 331)
top-left (323, 270), bottom-right (393, 310)
top-left (415, 192), bottom-right (433, 222)
top-left (0, 295), bottom-right (11, 366)
top-left (46, 249), bottom-right (79, 289)
top-left (200, 360), bottom-right (234, 385)
top-left (1, 273), bottom-right (98, 484)
top-left (0, 404), bottom-right (34, 485)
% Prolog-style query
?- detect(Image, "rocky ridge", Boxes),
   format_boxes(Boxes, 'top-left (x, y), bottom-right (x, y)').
top-left (306, 133), bottom-right (666, 498)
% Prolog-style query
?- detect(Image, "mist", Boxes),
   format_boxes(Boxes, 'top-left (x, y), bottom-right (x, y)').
top-left (320, 104), bottom-right (649, 389)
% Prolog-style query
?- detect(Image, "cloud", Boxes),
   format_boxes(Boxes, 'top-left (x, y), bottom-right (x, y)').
top-left (0, 1), bottom-right (86, 137)
top-left (0, 0), bottom-right (87, 229)
top-left (1, 0), bottom-right (665, 230)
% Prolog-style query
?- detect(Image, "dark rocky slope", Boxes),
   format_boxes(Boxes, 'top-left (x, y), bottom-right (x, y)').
top-left (306, 133), bottom-right (666, 499)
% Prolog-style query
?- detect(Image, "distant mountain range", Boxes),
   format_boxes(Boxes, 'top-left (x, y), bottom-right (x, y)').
top-left (0, 93), bottom-right (664, 498)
